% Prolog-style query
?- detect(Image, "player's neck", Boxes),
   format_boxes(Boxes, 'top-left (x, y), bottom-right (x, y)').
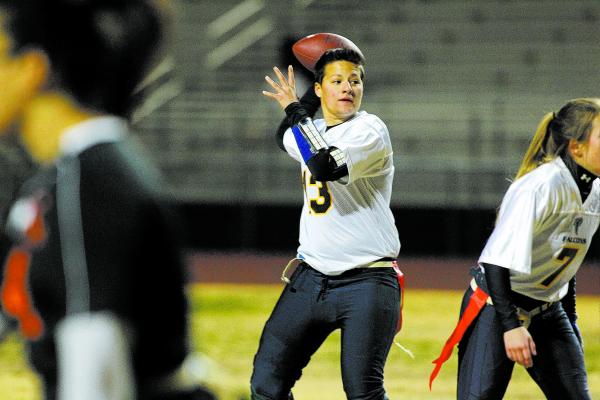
top-left (322, 110), bottom-right (356, 127)
top-left (20, 92), bottom-right (97, 164)
top-left (563, 155), bottom-right (598, 203)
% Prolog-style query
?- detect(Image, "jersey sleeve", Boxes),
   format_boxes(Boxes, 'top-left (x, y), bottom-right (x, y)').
top-left (334, 116), bottom-right (393, 184)
top-left (478, 183), bottom-right (547, 274)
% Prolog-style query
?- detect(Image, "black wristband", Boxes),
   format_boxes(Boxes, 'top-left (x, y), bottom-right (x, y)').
top-left (306, 147), bottom-right (348, 182)
top-left (284, 102), bottom-right (310, 126)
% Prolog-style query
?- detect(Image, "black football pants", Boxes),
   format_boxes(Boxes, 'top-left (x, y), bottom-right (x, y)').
top-left (250, 263), bottom-right (400, 400)
top-left (457, 288), bottom-right (591, 400)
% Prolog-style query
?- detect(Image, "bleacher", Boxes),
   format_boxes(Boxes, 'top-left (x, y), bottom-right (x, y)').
top-left (134, 0), bottom-right (600, 208)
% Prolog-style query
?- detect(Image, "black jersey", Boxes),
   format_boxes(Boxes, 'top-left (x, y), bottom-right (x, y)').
top-left (2, 116), bottom-right (190, 397)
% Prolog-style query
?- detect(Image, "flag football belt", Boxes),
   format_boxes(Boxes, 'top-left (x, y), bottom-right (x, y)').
top-left (469, 278), bottom-right (493, 305)
top-left (361, 259), bottom-right (397, 269)
top-left (280, 258), bottom-right (396, 284)
top-left (471, 278), bottom-right (556, 328)
top-left (429, 279), bottom-right (490, 390)
top-left (429, 278), bottom-right (556, 389)
top-left (516, 301), bottom-right (555, 329)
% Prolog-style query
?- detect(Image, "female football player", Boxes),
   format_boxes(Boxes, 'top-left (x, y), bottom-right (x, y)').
top-left (251, 44), bottom-right (403, 399)
top-left (432, 98), bottom-right (599, 399)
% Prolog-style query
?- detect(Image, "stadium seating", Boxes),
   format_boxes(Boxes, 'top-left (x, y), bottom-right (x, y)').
top-left (134, 0), bottom-right (600, 208)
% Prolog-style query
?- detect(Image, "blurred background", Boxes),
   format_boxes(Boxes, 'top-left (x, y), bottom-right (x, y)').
top-left (4, 0), bottom-right (600, 260)
top-left (136, 0), bottom-right (600, 261)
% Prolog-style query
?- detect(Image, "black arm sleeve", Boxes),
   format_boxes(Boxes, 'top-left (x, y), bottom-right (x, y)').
top-left (306, 147), bottom-right (348, 182)
top-left (560, 277), bottom-right (577, 322)
top-left (275, 88), bottom-right (347, 181)
top-left (482, 263), bottom-right (521, 332)
top-left (276, 87), bottom-right (321, 151)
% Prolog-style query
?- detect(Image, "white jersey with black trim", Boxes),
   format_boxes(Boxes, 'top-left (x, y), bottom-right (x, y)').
top-left (479, 157), bottom-right (600, 302)
top-left (283, 110), bottom-right (401, 275)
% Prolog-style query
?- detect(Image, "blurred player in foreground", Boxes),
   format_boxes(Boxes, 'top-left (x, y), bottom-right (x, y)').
top-left (0, 0), bottom-right (216, 399)
top-left (430, 99), bottom-right (600, 399)
top-left (251, 38), bottom-right (403, 399)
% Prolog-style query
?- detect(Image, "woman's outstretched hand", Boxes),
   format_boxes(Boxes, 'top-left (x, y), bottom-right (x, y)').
top-left (262, 65), bottom-right (299, 110)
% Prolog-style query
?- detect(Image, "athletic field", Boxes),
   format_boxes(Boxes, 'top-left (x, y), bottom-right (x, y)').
top-left (0, 283), bottom-right (598, 399)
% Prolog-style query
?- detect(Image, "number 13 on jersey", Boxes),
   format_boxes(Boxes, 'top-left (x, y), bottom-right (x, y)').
top-left (302, 169), bottom-right (333, 215)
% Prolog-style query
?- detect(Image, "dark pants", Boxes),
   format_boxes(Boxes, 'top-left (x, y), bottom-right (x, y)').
top-left (251, 263), bottom-right (400, 400)
top-left (457, 288), bottom-right (591, 400)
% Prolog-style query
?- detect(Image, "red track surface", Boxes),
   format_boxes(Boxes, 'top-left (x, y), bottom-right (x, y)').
top-left (188, 252), bottom-right (599, 295)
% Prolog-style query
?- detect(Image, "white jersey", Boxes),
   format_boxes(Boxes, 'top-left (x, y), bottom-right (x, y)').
top-left (479, 157), bottom-right (600, 302)
top-left (283, 111), bottom-right (401, 275)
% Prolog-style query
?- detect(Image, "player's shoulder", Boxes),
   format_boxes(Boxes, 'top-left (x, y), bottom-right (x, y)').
top-left (509, 158), bottom-right (572, 199)
top-left (338, 111), bottom-right (390, 144)
top-left (352, 111), bottom-right (388, 132)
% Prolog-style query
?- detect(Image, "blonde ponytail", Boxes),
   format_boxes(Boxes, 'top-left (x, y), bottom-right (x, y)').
top-left (515, 112), bottom-right (554, 179)
top-left (515, 98), bottom-right (600, 180)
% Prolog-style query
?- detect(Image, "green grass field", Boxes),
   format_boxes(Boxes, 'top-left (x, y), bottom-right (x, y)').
top-left (0, 284), bottom-right (598, 399)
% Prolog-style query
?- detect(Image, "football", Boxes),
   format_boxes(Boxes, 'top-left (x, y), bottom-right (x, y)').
top-left (292, 33), bottom-right (364, 72)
